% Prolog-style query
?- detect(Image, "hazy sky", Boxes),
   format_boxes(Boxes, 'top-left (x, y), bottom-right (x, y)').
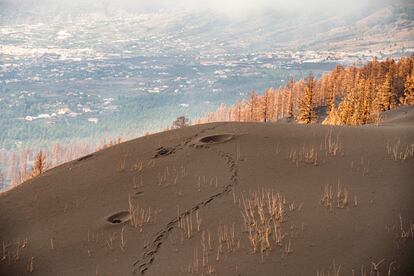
top-left (0, 0), bottom-right (401, 18)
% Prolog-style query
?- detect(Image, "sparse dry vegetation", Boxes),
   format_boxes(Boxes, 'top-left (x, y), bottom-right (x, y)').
top-left (386, 139), bottom-right (414, 161)
top-left (322, 131), bottom-right (344, 157)
top-left (117, 153), bottom-right (129, 172)
top-left (398, 215), bottom-right (414, 241)
top-left (157, 165), bottom-right (188, 188)
top-left (0, 238), bottom-right (29, 267)
top-left (240, 188), bottom-right (297, 259)
top-left (317, 261), bottom-right (341, 276)
top-left (131, 159), bottom-right (144, 172)
top-left (128, 196), bottom-right (154, 232)
top-left (288, 145), bottom-right (318, 166)
top-left (320, 180), bottom-right (349, 210)
top-left (217, 223), bottom-right (240, 254)
top-left (185, 221), bottom-right (240, 275)
top-left (177, 209), bottom-right (199, 240)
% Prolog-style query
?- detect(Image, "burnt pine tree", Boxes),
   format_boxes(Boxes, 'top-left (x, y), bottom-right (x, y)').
top-left (286, 91), bottom-right (294, 120)
top-left (298, 74), bottom-right (317, 124)
top-left (235, 101), bottom-right (243, 122)
top-left (337, 87), bottom-right (356, 125)
top-left (171, 116), bottom-right (190, 129)
top-left (286, 78), bottom-right (295, 120)
top-left (349, 73), bottom-right (366, 125)
top-left (0, 168), bottom-right (4, 190)
top-left (248, 91), bottom-right (259, 121)
top-left (360, 78), bottom-right (375, 124)
top-left (262, 88), bottom-right (274, 122)
top-left (402, 71), bottom-right (414, 105)
top-left (32, 151), bottom-right (47, 177)
top-left (377, 72), bottom-right (396, 111)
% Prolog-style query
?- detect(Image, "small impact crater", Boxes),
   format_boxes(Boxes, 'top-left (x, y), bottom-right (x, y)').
top-left (154, 147), bottom-right (176, 158)
top-left (198, 134), bottom-right (235, 145)
top-left (106, 211), bottom-right (131, 225)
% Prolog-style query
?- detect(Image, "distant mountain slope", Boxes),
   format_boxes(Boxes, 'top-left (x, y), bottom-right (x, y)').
top-left (206, 3), bottom-right (414, 52)
top-left (119, 2), bottom-right (413, 52)
top-left (306, 4), bottom-right (414, 51)
top-left (1, 3), bottom-right (413, 53)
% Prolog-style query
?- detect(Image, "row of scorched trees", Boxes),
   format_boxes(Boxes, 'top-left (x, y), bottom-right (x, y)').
top-left (194, 56), bottom-right (414, 125)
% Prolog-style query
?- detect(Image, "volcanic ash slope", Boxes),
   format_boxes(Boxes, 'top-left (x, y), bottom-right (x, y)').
top-left (1, 106), bottom-right (413, 275)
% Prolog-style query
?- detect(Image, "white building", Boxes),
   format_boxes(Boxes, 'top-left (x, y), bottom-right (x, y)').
top-left (87, 118), bottom-right (99, 124)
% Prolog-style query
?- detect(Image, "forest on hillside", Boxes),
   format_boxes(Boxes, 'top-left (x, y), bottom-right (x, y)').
top-left (195, 56), bottom-right (414, 125)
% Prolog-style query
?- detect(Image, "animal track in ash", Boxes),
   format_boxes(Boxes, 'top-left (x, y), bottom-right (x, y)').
top-left (133, 184), bottom-right (237, 274)
top-left (152, 124), bottom-right (225, 159)
top-left (132, 128), bottom-right (240, 275)
top-left (153, 147), bottom-right (176, 158)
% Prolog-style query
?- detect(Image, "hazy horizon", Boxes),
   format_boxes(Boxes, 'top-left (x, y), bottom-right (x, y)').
top-left (0, 0), bottom-right (407, 21)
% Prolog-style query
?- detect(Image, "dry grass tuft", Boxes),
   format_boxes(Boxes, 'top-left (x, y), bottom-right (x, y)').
top-left (187, 245), bottom-right (215, 275)
top-left (317, 261), bottom-right (341, 276)
top-left (117, 153), bottom-right (129, 172)
top-left (217, 223), bottom-right (240, 254)
top-left (240, 188), bottom-right (296, 258)
top-left (131, 159), bottom-right (143, 172)
top-left (120, 226), bottom-right (127, 252)
top-left (128, 196), bottom-right (154, 232)
top-left (132, 175), bottom-right (143, 189)
top-left (288, 145), bottom-right (318, 166)
top-left (322, 131), bottom-right (344, 157)
top-left (200, 230), bottom-right (212, 266)
top-left (0, 238), bottom-right (30, 266)
top-left (177, 209), bottom-right (202, 240)
top-left (187, 222), bottom-right (239, 275)
top-left (398, 215), bottom-right (414, 241)
top-left (157, 165), bottom-right (188, 187)
top-left (1, 241), bottom-right (6, 262)
top-left (320, 180), bottom-right (349, 210)
top-left (386, 139), bottom-right (414, 161)
top-left (27, 256), bottom-right (34, 273)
